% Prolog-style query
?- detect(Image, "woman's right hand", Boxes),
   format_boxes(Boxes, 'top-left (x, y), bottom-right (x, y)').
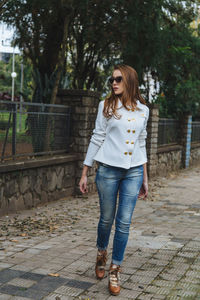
top-left (79, 175), bottom-right (88, 194)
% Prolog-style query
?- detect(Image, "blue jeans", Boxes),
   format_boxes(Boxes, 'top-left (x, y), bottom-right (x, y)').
top-left (95, 163), bottom-right (143, 265)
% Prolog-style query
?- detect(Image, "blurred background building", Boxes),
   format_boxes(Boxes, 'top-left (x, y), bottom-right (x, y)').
top-left (0, 22), bottom-right (20, 62)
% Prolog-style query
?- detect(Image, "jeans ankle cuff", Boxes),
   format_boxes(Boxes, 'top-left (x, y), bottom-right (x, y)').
top-left (112, 259), bottom-right (122, 266)
top-left (96, 245), bottom-right (107, 251)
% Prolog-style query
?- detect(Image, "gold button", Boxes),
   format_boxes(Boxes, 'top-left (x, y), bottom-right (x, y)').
top-left (128, 118), bottom-right (131, 122)
top-left (127, 129), bottom-right (131, 133)
top-left (131, 141), bottom-right (134, 144)
top-left (126, 140), bottom-right (129, 144)
top-left (131, 108), bottom-right (135, 111)
top-left (124, 152), bottom-right (128, 155)
top-left (127, 108), bottom-right (130, 111)
top-left (132, 130), bottom-right (135, 133)
top-left (129, 152), bottom-right (132, 155)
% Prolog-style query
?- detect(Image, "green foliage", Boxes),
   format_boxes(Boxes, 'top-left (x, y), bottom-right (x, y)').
top-left (65, 0), bottom-right (123, 90)
top-left (155, 3), bottom-right (200, 118)
top-left (1, 0), bottom-right (200, 119)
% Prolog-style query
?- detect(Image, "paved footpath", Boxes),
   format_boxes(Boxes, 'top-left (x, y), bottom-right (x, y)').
top-left (0, 165), bottom-right (200, 300)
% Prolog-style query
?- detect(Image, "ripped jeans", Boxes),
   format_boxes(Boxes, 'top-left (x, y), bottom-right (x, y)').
top-left (95, 163), bottom-right (143, 265)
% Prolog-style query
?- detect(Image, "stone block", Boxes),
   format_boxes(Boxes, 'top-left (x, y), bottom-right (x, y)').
top-left (74, 137), bottom-right (90, 146)
top-left (82, 96), bottom-right (96, 107)
top-left (34, 177), bottom-right (42, 195)
top-left (63, 177), bottom-right (74, 188)
top-left (24, 192), bottom-right (33, 209)
top-left (19, 176), bottom-right (29, 194)
top-left (75, 107), bottom-right (90, 114)
top-left (47, 171), bottom-right (57, 192)
top-left (77, 145), bottom-right (89, 152)
top-left (75, 122), bottom-right (92, 130)
top-left (57, 168), bottom-right (64, 189)
top-left (15, 195), bottom-right (25, 210)
top-left (8, 195), bottom-right (17, 211)
top-left (5, 180), bottom-right (18, 197)
top-left (78, 129), bottom-right (92, 137)
top-left (41, 191), bottom-right (48, 203)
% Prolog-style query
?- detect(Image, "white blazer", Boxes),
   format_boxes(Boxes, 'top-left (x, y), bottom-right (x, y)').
top-left (84, 99), bottom-right (149, 169)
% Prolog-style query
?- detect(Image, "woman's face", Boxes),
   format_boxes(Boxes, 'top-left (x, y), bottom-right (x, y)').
top-left (111, 69), bottom-right (124, 95)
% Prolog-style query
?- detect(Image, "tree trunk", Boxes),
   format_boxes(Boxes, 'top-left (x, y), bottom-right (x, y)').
top-left (43, 16), bottom-right (70, 152)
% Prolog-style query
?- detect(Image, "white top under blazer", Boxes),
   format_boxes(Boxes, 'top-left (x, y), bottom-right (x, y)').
top-left (83, 99), bottom-right (149, 169)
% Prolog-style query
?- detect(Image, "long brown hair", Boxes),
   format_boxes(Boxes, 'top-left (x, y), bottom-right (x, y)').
top-left (103, 64), bottom-right (146, 118)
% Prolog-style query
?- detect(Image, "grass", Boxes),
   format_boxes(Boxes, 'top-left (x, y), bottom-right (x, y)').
top-left (0, 112), bottom-right (32, 143)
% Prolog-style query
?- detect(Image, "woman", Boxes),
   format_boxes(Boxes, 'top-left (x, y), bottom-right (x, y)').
top-left (79, 64), bottom-right (149, 296)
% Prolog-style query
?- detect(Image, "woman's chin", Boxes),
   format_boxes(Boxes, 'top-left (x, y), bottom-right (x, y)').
top-left (114, 91), bottom-right (123, 96)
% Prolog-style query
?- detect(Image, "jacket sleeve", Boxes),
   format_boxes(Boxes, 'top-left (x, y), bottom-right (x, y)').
top-left (138, 106), bottom-right (149, 161)
top-left (83, 101), bottom-right (107, 167)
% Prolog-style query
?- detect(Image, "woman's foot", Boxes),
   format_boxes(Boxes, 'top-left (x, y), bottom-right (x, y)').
top-left (95, 250), bottom-right (107, 279)
top-left (108, 264), bottom-right (121, 295)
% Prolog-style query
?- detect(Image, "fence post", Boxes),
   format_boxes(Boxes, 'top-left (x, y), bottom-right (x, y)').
top-left (181, 114), bottom-right (192, 168)
top-left (146, 103), bottom-right (159, 177)
top-left (56, 90), bottom-right (100, 194)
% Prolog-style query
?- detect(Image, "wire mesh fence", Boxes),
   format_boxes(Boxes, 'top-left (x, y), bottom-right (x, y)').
top-left (191, 121), bottom-right (200, 142)
top-left (0, 100), bottom-right (71, 161)
top-left (158, 118), bottom-right (180, 146)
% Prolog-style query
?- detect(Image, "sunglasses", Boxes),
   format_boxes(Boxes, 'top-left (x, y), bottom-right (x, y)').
top-left (108, 76), bottom-right (123, 84)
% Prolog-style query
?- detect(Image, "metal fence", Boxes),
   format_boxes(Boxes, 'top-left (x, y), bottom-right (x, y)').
top-left (191, 121), bottom-right (200, 142)
top-left (0, 100), bottom-right (71, 161)
top-left (158, 118), bottom-right (180, 146)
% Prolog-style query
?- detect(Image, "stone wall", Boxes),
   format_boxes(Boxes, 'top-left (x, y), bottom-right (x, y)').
top-left (190, 142), bottom-right (200, 165)
top-left (147, 106), bottom-right (200, 177)
top-left (156, 145), bottom-right (182, 176)
top-left (0, 155), bottom-right (77, 215)
top-left (1, 88), bottom-right (200, 215)
top-left (0, 89), bottom-right (100, 215)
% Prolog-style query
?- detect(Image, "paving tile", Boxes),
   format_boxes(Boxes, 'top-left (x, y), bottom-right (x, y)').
top-left (134, 270), bottom-right (160, 278)
top-left (130, 274), bottom-right (154, 285)
top-left (7, 278), bottom-right (36, 288)
top-left (81, 290), bottom-right (110, 299)
top-left (119, 288), bottom-right (141, 298)
top-left (0, 294), bottom-right (12, 300)
top-left (152, 279), bottom-right (176, 288)
top-left (137, 294), bottom-right (154, 300)
top-left (64, 278), bottom-right (94, 290)
top-left (175, 281), bottom-right (200, 292)
top-left (19, 272), bottom-right (45, 282)
top-left (144, 285), bottom-right (171, 296)
top-left (165, 296), bottom-right (181, 300)
top-left (43, 293), bottom-right (74, 300)
top-left (0, 285), bottom-right (28, 296)
top-left (32, 275), bottom-right (68, 292)
top-left (0, 270), bottom-right (25, 284)
top-left (159, 273), bottom-right (182, 281)
top-left (53, 285), bottom-right (83, 297)
top-left (170, 289), bottom-right (197, 298)
top-left (0, 263), bottom-right (14, 269)
top-left (10, 265), bottom-right (34, 272)
top-left (15, 287), bottom-right (48, 299)
top-left (107, 295), bottom-right (131, 300)
top-left (10, 297), bottom-right (33, 300)
top-left (122, 281), bottom-right (146, 292)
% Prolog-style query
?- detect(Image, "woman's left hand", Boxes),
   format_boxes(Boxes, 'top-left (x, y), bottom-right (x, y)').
top-left (138, 181), bottom-right (148, 199)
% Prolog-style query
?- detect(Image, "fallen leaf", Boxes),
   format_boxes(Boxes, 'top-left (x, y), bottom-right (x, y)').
top-left (48, 273), bottom-right (60, 277)
top-left (10, 239), bottom-right (19, 243)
